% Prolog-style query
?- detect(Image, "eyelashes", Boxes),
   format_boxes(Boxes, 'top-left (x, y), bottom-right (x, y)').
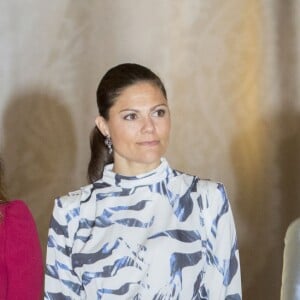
top-left (152, 109), bottom-right (166, 117)
top-left (123, 108), bottom-right (168, 121)
top-left (123, 113), bottom-right (138, 121)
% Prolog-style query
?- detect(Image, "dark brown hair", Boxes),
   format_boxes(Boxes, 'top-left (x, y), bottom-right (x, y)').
top-left (87, 63), bottom-right (167, 183)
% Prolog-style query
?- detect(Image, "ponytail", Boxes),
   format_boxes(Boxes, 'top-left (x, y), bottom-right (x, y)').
top-left (87, 126), bottom-right (113, 183)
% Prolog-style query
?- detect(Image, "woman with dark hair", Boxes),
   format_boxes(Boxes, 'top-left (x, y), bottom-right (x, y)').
top-left (45, 63), bottom-right (242, 299)
top-left (0, 159), bottom-right (43, 299)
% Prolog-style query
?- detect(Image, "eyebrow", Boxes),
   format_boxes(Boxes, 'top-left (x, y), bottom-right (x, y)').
top-left (119, 103), bottom-right (169, 113)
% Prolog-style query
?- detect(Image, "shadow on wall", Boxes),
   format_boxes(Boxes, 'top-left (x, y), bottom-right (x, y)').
top-left (231, 113), bottom-right (300, 300)
top-left (275, 0), bottom-right (300, 235)
top-left (1, 89), bottom-right (77, 259)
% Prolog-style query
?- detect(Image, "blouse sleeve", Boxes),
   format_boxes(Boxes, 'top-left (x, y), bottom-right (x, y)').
top-left (44, 195), bottom-right (83, 299)
top-left (6, 200), bottom-right (43, 300)
top-left (203, 182), bottom-right (242, 299)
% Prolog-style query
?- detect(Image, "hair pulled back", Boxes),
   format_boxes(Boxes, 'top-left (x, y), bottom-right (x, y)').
top-left (87, 63), bottom-right (167, 183)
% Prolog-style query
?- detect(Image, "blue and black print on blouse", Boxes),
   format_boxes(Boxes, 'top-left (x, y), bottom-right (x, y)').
top-left (45, 158), bottom-right (242, 299)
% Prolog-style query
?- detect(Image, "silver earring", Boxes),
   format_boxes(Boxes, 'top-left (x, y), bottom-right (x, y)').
top-left (104, 136), bottom-right (113, 154)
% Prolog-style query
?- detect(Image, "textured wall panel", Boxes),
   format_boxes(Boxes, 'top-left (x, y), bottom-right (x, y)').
top-left (0, 1), bottom-right (299, 299)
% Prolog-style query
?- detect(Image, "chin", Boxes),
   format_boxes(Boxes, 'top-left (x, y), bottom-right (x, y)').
top-left (136, 153), bottom-right (163, 166)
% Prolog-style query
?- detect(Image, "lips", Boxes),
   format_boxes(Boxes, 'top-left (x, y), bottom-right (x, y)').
top-left (137, 140), bottom-right (160, 146)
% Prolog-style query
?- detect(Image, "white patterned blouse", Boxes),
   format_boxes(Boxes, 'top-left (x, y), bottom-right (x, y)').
top-left (44, 158), bottom-right (242, 299)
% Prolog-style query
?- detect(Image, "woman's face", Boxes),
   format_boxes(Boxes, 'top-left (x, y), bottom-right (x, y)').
top-left (96, 82), bottom-right (171, 175)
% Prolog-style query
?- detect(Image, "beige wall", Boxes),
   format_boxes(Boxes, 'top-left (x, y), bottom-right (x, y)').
top-left (1, 1), bottom-right (299, 299)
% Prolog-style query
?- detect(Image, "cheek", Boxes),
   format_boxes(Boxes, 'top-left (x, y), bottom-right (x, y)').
top-left (159, 120), bottom-right (171, 136)
top-left (110, 124), bottom-right (136, 143)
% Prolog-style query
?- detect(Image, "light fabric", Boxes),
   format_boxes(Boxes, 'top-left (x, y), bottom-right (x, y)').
top-left (45, 159), bottom-right (241, 299)
top-left (281, 218), bottom-right (300, 300)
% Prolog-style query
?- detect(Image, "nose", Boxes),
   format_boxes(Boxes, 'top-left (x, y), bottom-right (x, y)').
top-left (141, 116), bottom-right (155, 133)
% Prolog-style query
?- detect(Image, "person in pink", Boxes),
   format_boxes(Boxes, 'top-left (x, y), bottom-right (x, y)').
top-left (0, 159), bottom-right (43, 300)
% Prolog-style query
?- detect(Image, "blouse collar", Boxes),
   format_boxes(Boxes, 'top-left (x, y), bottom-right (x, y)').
top-left (101, 158), bottom-right (171, 188)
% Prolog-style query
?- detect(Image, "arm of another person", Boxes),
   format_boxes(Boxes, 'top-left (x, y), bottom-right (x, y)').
top-left (6, 200), bottom-right (43, 300)
top-left (44, 195), bottom-right (83, 299)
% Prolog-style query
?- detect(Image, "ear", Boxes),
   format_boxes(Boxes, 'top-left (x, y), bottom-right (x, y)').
top-left (95, 116), bottom-right (110, 137)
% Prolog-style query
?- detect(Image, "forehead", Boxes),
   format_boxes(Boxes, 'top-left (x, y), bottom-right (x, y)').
top-left (112, 82), bottom-right (167, 108)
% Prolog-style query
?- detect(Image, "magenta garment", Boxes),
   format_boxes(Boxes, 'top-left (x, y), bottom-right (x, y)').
top-left (0, 200), bottom-right (43, 300)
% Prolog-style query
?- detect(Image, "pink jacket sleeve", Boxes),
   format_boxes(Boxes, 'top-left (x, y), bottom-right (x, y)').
top-left (5, 200), bottom-right (43, 300)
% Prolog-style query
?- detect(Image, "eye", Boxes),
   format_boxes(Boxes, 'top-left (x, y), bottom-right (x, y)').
top-left (152, 109), bottom-right (166, 117)
top-left (123, 113), bottom-right (138, 121)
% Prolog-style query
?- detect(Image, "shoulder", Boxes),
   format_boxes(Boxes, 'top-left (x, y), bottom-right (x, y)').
top-left (171, 170), bottom-right (226, 197)
top-left (49, 184), bottom-right (94, 243)
top-left (3, 200), bottom-right (35, 222)
top-left (51, 184), bottom-right (93, 223)
top-left (196, 179), bottom-right (228, 201)
top-left (171, 170), bottom-right (229, 210)
top-left (3, 200), bottom-right (40, 244)
top-left (5, 199), bottom-right (29, 210)
top-left (55, 183), bottom-right (93, 209)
